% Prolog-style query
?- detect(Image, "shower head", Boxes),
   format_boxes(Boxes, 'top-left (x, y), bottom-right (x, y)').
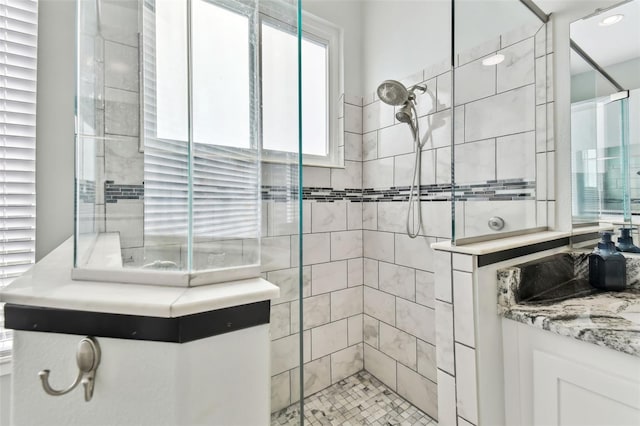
top-left (395, 103), bottom-right (413, 124)
top-left (377, 80), bottom-right (428, 106)
top-left (396, 101), bottom-right (418, 142)
top-left (377, 80), bottom-right (410, 106)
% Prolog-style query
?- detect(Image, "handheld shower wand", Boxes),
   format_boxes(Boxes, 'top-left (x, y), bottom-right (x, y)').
top-left (376, 80), bottom-right (428, 238)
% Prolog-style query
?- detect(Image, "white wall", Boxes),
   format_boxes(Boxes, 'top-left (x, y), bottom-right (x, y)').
top-left (455, 0), bottom-right (542, 54)
top-left (303, 0), bottom-right (450, 102)
top-left (303, 0), bottom-right (364, 95)
top-left (361, 0), bottom-right (451, 93)
top-left (35, 0), bottom-right (76, 260)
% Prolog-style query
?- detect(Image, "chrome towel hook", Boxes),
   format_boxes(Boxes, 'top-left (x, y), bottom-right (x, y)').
top-left (38, 336), bottom-right (101, 402)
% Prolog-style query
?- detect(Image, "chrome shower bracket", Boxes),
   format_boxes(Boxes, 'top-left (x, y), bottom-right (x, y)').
top-left (407, 84), bottom-right (427, 100)
top-left (38, 336), bottom-right (101, 402)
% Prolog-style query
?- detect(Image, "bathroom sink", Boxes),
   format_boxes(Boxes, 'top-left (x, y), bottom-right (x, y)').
top-left (619, 303), bottom-right (640, 324)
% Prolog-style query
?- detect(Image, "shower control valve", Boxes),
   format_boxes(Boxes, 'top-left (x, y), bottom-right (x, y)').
top-left (488, 216), bottom-right (505, 231)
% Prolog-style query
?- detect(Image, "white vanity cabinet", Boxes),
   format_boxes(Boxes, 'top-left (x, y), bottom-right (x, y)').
top-left (502, 319), bottom-right (640, 426)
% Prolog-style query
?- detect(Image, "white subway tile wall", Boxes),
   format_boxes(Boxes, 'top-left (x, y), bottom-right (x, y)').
top-left (88, 6), bottom-right (552, 422)
top-left (268, 19), bottom-right (554, 422)
top-left (94, 5), bottom-right (145, 256)
top-left (435, 299), bottom-right (455, 375)
top-left (452, 271), bottom-right (475, 348)
top-left (360, 65), bottom-right (445, 417)
top-left (432, 23), bottom-right (554, 426)
top-left (436, 369), bottom-right (457, 426)
top-left (267, 96), bottom-right (365, 413)
top-left (455, 342), bottom-right (479, 424)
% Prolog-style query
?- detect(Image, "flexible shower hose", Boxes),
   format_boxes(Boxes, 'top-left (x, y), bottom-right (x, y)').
top-left (406, 102), bottom-right (428, 239)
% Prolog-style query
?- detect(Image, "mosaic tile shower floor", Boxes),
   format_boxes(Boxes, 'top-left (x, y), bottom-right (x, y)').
top-left (271, 371), bottom-right (437, 426)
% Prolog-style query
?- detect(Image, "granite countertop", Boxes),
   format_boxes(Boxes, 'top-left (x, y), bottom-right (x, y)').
top-left (498, 252), bottom-right (640, 357)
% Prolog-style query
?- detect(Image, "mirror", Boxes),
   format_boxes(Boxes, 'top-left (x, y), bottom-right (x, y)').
top-left (570, 0), bottom-right (640, 232)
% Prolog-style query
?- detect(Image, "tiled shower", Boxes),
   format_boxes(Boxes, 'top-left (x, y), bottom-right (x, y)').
top-left (268, 7), bottom-right (555, 424)
top-left (72, 0), bottom-right (555, 423)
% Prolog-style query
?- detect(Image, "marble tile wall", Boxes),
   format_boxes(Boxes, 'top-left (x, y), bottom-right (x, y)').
top-left (90, 1), bottom-right (144, 249)
top-left (356, 21), bottom-right (554, 424)
top-left (266, 96), bottom-right (365, 413)
top-left (433, 22), bottom-right (554, 426)
top-left (435, 250), bottom-right (480, 426)
top-left (453, 22), bottom-right (556, 239)
top-left (360, 64), bottom-right (448, 420)
top-left (86, 6), bottom-right (554, 421)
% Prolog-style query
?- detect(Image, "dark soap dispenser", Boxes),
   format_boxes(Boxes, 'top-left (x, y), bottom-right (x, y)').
top-left (616, 228), bottom-right (640, 253)
top-left (589, 232), bottom-right (627, 291)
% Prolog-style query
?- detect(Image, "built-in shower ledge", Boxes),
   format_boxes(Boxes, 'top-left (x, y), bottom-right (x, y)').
top-left (431, 226), bottom-right (610, 256)
top-left (0, 237), bottom-right (280, 319)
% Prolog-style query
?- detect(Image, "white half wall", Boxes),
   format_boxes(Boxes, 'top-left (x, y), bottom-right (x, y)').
top-left (11, 326), bottom-right (271, 426)
top-left (1, 366), bottom-right (10, 425)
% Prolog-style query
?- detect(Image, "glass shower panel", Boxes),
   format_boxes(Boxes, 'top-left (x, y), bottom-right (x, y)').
top-left (571, 52), bottom-right (602, 224)
top-left (452, 0), bottom-right (546, 242)
top-left (626, 91), bottom-right (640, 222)
top-left (74, 0), bottom-right (300, 289)
top-left (257, 0), bottom-right (303, 421)
top-left (570, 52), bottom-right (625, 224)
top-left (141, 0), bottom-right (189, 271)
top-left (75, 0), bottom-right (102, 265)
top-left (190, 0), bottom-right (260, 272)
top-left (77, 0), bottom-right (303, 419)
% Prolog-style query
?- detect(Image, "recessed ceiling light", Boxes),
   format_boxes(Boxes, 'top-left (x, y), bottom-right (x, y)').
top-left (599, 14), bottom-right (624, 26)
top-left (482, 54), bottom-right (505, 66)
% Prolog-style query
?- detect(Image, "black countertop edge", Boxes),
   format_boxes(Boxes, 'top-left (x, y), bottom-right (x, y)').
top-left (3, 300), bottom-right (270, 343)
top-left (478, 237), bottom-right (570, 267)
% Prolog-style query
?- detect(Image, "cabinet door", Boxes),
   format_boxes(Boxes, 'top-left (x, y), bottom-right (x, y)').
top-left (533, 350), bottom-right (640, 426)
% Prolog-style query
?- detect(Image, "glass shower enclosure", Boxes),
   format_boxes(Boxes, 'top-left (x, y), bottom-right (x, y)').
top-left (74, 0), bottom-right (302, 289)
top-left (75, 0), bottom-right (304, 421)
top-left (571, 76), bottom-right (632, 225)
top-left (451, 0), bottom-right (551, 243)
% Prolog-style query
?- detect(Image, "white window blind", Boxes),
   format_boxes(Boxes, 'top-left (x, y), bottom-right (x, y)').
top-left (0, 0), bottom-right (38, 360)
top-left (143, 0), bottom-right (259, 247)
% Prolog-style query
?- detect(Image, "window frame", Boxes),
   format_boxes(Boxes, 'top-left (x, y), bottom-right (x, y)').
top-left (259, 9), bottom-right (344, 168)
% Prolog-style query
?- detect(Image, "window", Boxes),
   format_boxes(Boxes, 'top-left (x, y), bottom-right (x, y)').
top-left (261, 11), bottom-right (343, 167)
top-left (144, 0), bottom-right (261, 270)
top-left (151, 1), bottom-right (342, 167)
top-left (0, 0), bottom-right (38, 361)
top-left (144, 2), bottom-right (342, 242)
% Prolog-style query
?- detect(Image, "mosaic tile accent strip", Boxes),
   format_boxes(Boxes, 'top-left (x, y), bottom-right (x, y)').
top-left (271, 371), bottom-right (437, 426)
top-left (262, 186), bottom-right (363, 202)
top-left (77, 179), bottom-right (96, 203)
top-left (261, 179), bottom-right (535, 203)
top-left (100, 179), bottom-right (533, 204)
top-left (453, 179), bottom-right (536, 201)
top-left (105, 181), bottom-right (145, 203)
